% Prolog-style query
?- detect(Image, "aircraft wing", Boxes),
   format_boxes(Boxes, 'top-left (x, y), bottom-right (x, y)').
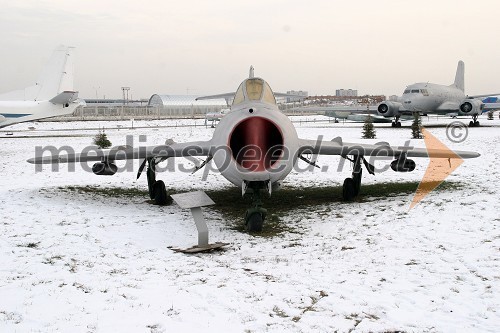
top-left (436, 101), bottom-right (460, 112)
top-left (49, 91), bottom-right (79, 105)
top-left (297, 138), bottom-right (480, 159)
top-left (27, 140), bottom-right (212, 164)
top-left (195, 93), bottom-right (235, 101)
top-left (292, 105), bottom-right (378, 113)
top-left (483, 103), bottom-right (500, 111)
top-left (468, 93), bottom-right (500, 99)
top-left (196, 92), bottom-right (305, 101)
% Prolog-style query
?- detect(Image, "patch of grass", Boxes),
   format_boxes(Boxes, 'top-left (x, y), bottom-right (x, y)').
top-left (405, 259), bottom-right (419, 266)
top-left (55, 180), bottom-right (463, 236)
top-left (18, 242), bottom-right (40, 249)
top-left (207, 180), bottom-right (462, 219)
top-left (271, 306), bottom-right (289, 318)
top-left (292, 290), bottom-right (328, 322)
top-left (43, 255), bottom-right (64, 265)
top-left (59, 185), bottom-right (148, 198)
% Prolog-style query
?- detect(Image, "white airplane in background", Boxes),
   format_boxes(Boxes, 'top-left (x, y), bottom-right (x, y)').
top-left (205, 108), bottom-right (229, 127)
top-left (29, 67), bottom-right (479, 232)
top-left (0, 45), bottom-right (82, 129)
top-left (377, 61), bottom-right (500, 127)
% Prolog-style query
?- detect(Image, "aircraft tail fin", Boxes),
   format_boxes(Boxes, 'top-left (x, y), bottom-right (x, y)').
top-left (453, 60), bottom-right (465, 92)
top-left (0, 45), bottom-right (74, 102)
top-left (35, 45), bottom-right (75, 100)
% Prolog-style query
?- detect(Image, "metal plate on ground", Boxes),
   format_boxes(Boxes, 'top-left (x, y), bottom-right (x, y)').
top-left (170, 191), bottom-right (215, 209)
top-left (170, 242), bottom-right (229, 254)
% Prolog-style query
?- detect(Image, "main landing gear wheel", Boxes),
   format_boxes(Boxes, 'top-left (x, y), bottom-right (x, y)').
top-left (143, 158), bottom-right (171, 205)
top-left (353, 168), bottom-right (362, 196)
top-left (153, 180), bottom-right (169, 205)
top-left (469, 115), bottom-right (480, 127)
top-left (342, 178), bottom-right (357, 201)
top-left (342, 155), bottom-right (365, 201)
top-left (391, 115), bottom-right (402, 127)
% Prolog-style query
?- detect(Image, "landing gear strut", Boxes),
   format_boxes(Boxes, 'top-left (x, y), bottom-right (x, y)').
top-left (244, 182), bottom-right (268, 232)
top-left (146, 158), bottom-right (170, 205)
top-left (469, 115), bottom-right (480, 127)
top-left (391, 115), bottom-right (402, 127)
top-left (342, 155), bottom-right (364, 201)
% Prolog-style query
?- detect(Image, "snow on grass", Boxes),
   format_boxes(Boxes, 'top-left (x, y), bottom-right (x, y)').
top-left (0, 116), bottom-right (499, 332)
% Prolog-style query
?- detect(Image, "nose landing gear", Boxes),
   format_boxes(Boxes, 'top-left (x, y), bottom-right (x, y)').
top-left (243, 181), bottom-right (268, 232)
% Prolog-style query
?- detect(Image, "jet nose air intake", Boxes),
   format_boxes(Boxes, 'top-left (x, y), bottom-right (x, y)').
top-left (229, 117), bottom-right (284, 172)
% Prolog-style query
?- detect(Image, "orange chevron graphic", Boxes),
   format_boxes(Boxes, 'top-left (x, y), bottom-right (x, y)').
top-left (409, 127), bottom-right (463, 210)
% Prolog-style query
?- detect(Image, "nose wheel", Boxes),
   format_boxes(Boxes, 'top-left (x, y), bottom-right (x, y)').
top-left (245, 208), bottom-right (267, 232)
top-left (244, 182), bottom-right (268, 232)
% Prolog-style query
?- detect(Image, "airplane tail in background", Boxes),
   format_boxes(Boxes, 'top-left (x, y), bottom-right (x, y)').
top-left (36, 45), bottom-right (74, 100)
top-left (0, 45), bottom-right (74, 102)
top-left (453, 60), bottom-right (465, 92)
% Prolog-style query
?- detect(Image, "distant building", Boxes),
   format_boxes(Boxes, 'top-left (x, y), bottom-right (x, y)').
top-left (285, 90), bottom-right (308, 103)
top-left (84, 99), bottom-right (148, 107)
top-left (335, 89), bottom-right (358, 97)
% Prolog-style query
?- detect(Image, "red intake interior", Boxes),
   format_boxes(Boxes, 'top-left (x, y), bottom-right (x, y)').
top-left (229, 117), bottom-right (284, 171)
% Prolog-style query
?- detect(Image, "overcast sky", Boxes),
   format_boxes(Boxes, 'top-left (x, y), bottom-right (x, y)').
top-left (0, 0), bottom-right (499, 99)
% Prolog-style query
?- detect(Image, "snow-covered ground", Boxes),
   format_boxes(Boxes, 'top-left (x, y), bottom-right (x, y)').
top-left (1, 116), bottom-right (499, 332)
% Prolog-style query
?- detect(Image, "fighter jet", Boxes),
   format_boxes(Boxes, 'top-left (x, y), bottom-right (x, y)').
top-left (28, 67), bottom-right (480, 232)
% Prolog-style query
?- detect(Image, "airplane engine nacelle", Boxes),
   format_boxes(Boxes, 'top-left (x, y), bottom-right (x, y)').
top-left (377, 101), bottom-right (401, 117)
top-left (390, 159), bottom-right (416, 172)
top-left (459, 99), bottom-right (483, 116)
top-left (92, 162), bottom-right (118, 176)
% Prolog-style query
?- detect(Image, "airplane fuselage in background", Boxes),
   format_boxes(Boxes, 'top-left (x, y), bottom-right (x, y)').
top-left (376, 61), bottom-right (499, 127)
top-left (399, 83), bottom-right (465, 113)
top-left (0, 101), bottom-right (80, 128)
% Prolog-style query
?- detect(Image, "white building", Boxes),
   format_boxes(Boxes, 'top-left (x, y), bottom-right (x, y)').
top-left (148, 94), bottom-right (227, 116)
top-left (285, 90), bottom-right (308, 103)
top-left (335, 89), bottom-right (358, 97)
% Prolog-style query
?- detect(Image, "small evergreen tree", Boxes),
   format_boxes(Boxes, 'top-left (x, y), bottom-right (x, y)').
top-left (411, 113), bottom-right (423, 139)
top-left (362, 114), bottom-right (376, 139)
top-left (487, 111), bottom-right (494, 120)
top-left (93, 129), bottom-right (112, 149)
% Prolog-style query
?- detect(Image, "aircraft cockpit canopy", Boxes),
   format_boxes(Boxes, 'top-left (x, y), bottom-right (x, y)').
top-left (403, 88), bottom-right (429, 96)
top-left (232, 78), bottom-right (277, 106)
